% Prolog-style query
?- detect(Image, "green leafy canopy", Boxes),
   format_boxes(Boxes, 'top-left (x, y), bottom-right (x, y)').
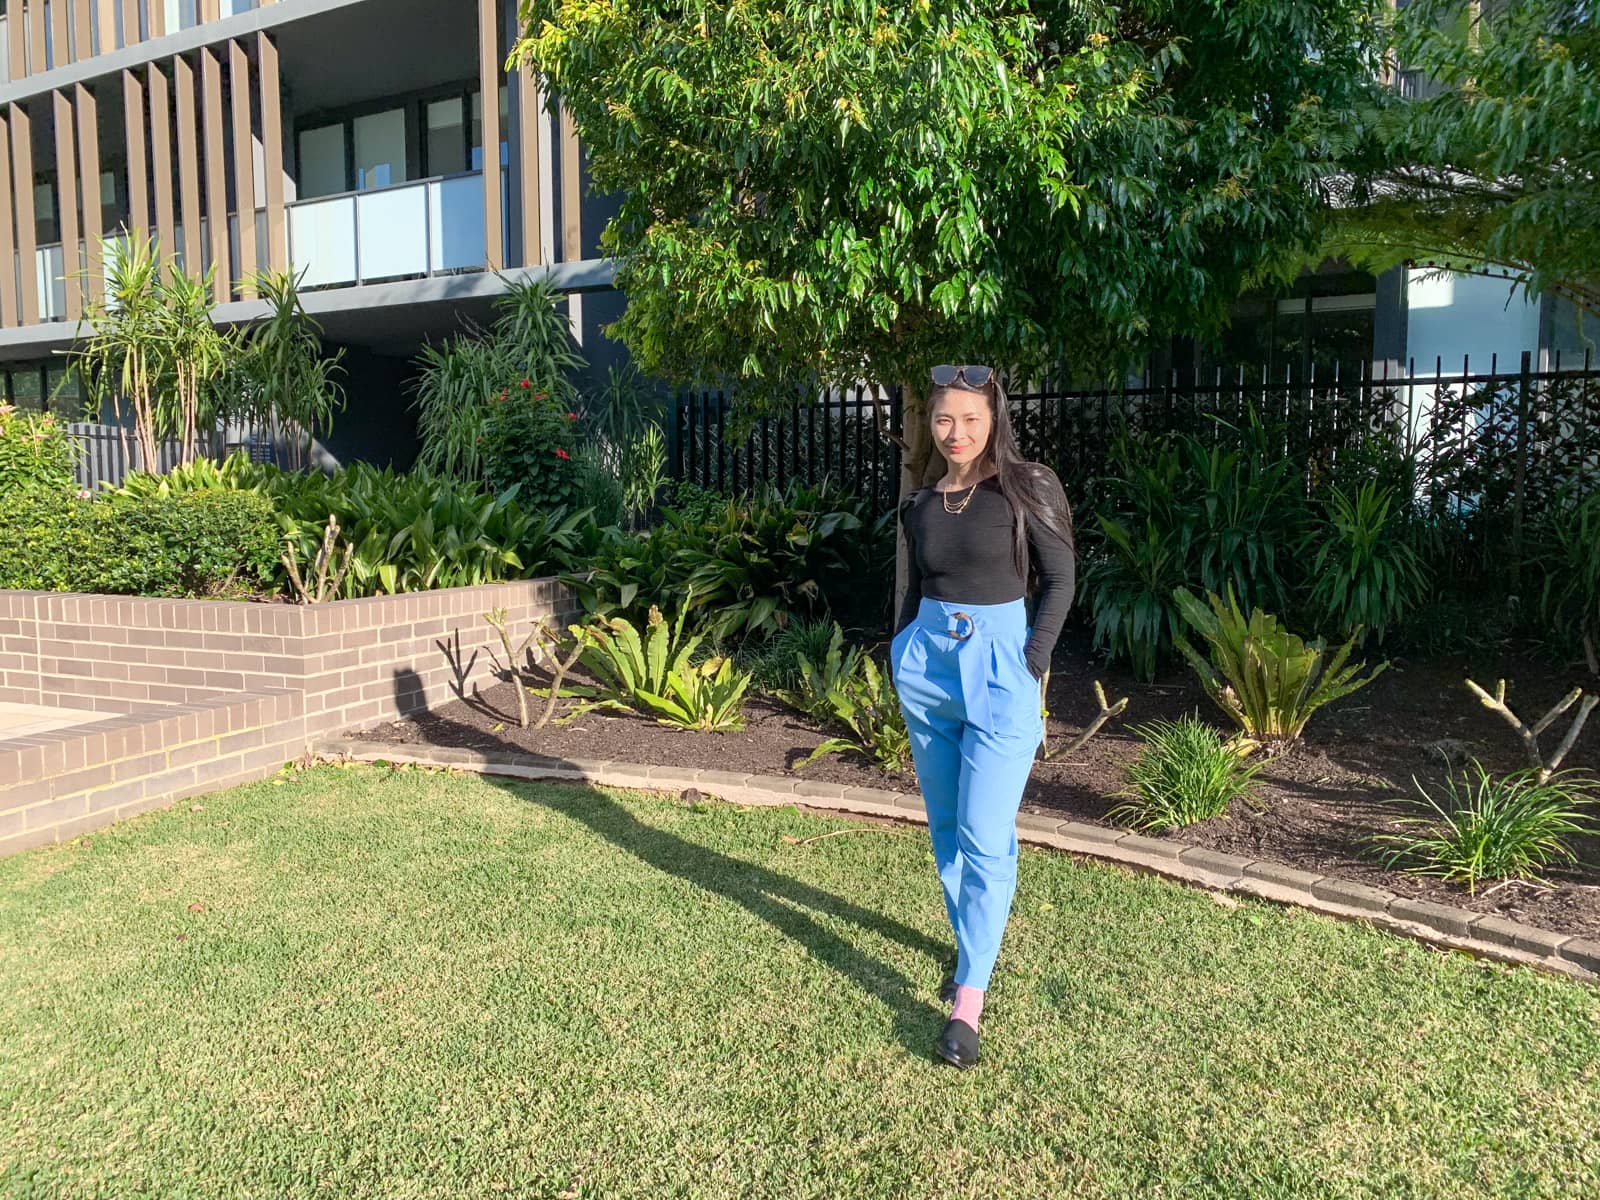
top-left (1327, 0), bottom-right (1600, 311)
top-left (514, 0), bottom-right (1388, 396)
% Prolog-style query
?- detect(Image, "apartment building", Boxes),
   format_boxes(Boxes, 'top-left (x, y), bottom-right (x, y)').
top-left (0, 0), bottom-right (624, 465)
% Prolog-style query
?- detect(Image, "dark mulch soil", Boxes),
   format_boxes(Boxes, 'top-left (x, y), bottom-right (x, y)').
top-left (353, 629), bottom-right (1600, 943)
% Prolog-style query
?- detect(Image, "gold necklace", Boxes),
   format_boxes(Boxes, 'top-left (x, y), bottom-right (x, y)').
top-left (940, 479), bottom-right (981, 515)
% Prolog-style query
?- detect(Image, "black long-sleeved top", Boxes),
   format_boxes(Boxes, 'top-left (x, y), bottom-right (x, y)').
top-left (894, 473), bottom-right (1076, 680)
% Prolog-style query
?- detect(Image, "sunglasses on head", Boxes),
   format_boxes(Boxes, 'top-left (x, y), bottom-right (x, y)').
top-left (930, 364), bottom-right (995, 389)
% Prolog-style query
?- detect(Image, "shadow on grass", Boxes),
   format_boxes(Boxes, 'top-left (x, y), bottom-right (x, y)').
top-left (393, 669), bottom-right (950, 1059)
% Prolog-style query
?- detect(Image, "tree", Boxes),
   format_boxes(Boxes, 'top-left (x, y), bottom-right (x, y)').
top-left (1329, 0), bottom-right (1600, 312)
top-left (220, 269), bottom-right (348, 472)
top-left (70, 237), bottom-right (234, 472)
top-left (512, 1), bottom-right (1387, 601)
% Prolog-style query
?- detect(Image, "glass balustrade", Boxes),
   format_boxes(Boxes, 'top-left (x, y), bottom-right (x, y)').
top-left (288, 171), bottom-right (487, 289)
top-left (11, 171), bottom-right (490, 324)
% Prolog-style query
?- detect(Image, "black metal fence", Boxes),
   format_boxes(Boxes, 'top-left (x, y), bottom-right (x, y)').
top-left (670, 386), bottom-right (904, 515)
top-left (671, 352), bottom-right (1600, 519)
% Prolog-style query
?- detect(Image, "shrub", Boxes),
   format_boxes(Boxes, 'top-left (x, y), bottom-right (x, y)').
top-left (560, 480), bottom-right (892, 642)
top-left (1085, 418), bottom-right (1305, 680)
top-left (1370, 762), bottom-right (1598, 893)
top-left (1303, 481), bottom-right (1430, 645)
top-left (1173, 586), bottom-right (1386, 755)
top-left (1534, 489), bottom-right (1600, 674)
top-left (0, 492), bottom-right (86, 590)
top-left (778, 623), bottom-right (910, 773)
top-left (270, 464), bottom-right (576, 598)
top-left (0, 489), bottom-right (278, 598)
top-left (656, 478), bottom-right (726, 526)
top-left (0, 405), bottom-right (80, 496)
top-left (412, 278), bottom-right (584, 480)
top-left (478, 387), bottom-right (585, 511)
top-left (79, 491), bottom-right (280, 598)
top-left (1109, 715), bottom-right (1262, 830)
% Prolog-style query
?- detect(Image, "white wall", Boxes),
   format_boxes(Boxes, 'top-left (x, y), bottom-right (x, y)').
top-left (1404, 268), bottom-right (1540, 377)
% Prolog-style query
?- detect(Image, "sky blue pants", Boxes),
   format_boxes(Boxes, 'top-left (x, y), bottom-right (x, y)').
top-left (890, 596), bottom-right (1042, 992)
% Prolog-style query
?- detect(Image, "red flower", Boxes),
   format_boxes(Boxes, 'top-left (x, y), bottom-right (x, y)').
top-left (519, 378), bottom-right (531, 389)
top-left (554, 448), bottom-right (571, 460)
top-left (497, 389), bottom-right (507, 402)
top-left (566, 412), bottom-right (578, 421)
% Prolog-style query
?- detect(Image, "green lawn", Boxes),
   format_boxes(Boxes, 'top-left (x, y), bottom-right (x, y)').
top-left (2, 763), bottom-right (1598, 1199)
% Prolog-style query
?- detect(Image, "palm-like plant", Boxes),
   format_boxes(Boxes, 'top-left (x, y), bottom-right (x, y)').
top-left (1173, 586), bottom-right (1386, 755)
top-left (155, 267), bottom-right (232, 467)
top-left (1305, 481), bottom-right (1430, 645)
top-left (69, 237), bottom-right (164, 471)
top-left (222, 269), bottom-right (348, 471)
top-left (68, 236), bottom-right (237, 472)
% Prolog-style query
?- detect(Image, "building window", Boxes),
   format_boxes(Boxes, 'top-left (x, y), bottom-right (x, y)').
top-left (425, 98), bottom-right (469, 178)
top-left (469, 86), bottom-right (509, 170)
top-left (45, 363), bottom-right (81, 418)
top-left (1200, 269), bottom-right (1379, 382)
top-left (353, 108), bottom-right (407, 191)
top-left (34, 180), bottom-right (58, 245)
top-left (9, 366), bottom-right (43, 413)
top-left (296, 83), bottom-right (490, 199)
top-left (165, 0), bottom-right (200, 32)
top-left (298, 123), bottom-right (347, 198)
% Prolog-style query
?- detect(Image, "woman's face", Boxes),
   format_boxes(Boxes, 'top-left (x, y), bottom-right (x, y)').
top-left (929, 385), bottom-right (994, 470)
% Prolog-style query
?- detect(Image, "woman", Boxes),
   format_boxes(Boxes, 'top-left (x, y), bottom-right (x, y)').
top-left (888, 363), bottom-right (1076, 1070)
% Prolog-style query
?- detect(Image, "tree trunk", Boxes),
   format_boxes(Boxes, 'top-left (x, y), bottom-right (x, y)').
top-left (892, 378), bottom-right (937, 636)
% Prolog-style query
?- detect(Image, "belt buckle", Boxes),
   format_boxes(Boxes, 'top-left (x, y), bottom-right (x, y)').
top-left (946, 611), bottom-right (975, 641)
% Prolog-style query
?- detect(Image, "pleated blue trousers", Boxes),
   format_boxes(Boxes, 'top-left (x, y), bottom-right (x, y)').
top-left (890, 596), bottom-right (1042, 991)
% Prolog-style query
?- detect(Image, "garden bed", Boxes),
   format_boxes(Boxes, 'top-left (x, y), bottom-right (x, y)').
top-left (352, 629), bottom-right (1600, 943)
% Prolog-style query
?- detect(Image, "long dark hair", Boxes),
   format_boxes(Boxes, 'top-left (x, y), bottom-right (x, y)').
top-left (924, 376), bottom-right (1076, 585)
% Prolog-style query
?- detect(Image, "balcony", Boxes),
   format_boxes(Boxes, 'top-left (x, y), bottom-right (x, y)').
top-left (16, 170), bottom-right (500, 323)
top-left (287, 170), bottom-right (498, 290)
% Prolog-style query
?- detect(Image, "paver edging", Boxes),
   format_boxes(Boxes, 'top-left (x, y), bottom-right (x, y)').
top-left (321, 737), bottom-right (1599, 986)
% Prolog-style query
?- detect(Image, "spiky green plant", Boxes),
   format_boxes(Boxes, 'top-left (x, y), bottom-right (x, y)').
top-left (1304, 480), bottom-right (1430, 645)
top-left (1173, 586), bottom-right (1386, 755)
top-left (636, 652), bottom-right (752, 731)
top-left (773, 622), bottom-right (864, 719)
top-left (779, 624), bottom-right (910, 773)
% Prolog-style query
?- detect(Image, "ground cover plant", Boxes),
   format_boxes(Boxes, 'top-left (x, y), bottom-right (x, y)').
top-left (3, 764), bottom-right (1596, 1198)
top-left (1372, 761), bottom-right (1598, 893)
top-left (1110, 714), bottom-right (1264, 831)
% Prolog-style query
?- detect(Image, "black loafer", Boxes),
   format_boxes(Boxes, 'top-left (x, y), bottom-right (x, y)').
top-left (938, 972), bottom-right (957, 1005)
top-left (935, 1018), bottom-right (980, 1069)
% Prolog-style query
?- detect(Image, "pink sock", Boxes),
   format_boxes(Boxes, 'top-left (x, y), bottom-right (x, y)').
top-left (950, 984), bottom-right (985, 1029)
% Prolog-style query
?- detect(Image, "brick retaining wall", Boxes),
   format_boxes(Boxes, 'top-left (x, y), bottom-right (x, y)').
top-left (0, 579), bottom-right (578, 856)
